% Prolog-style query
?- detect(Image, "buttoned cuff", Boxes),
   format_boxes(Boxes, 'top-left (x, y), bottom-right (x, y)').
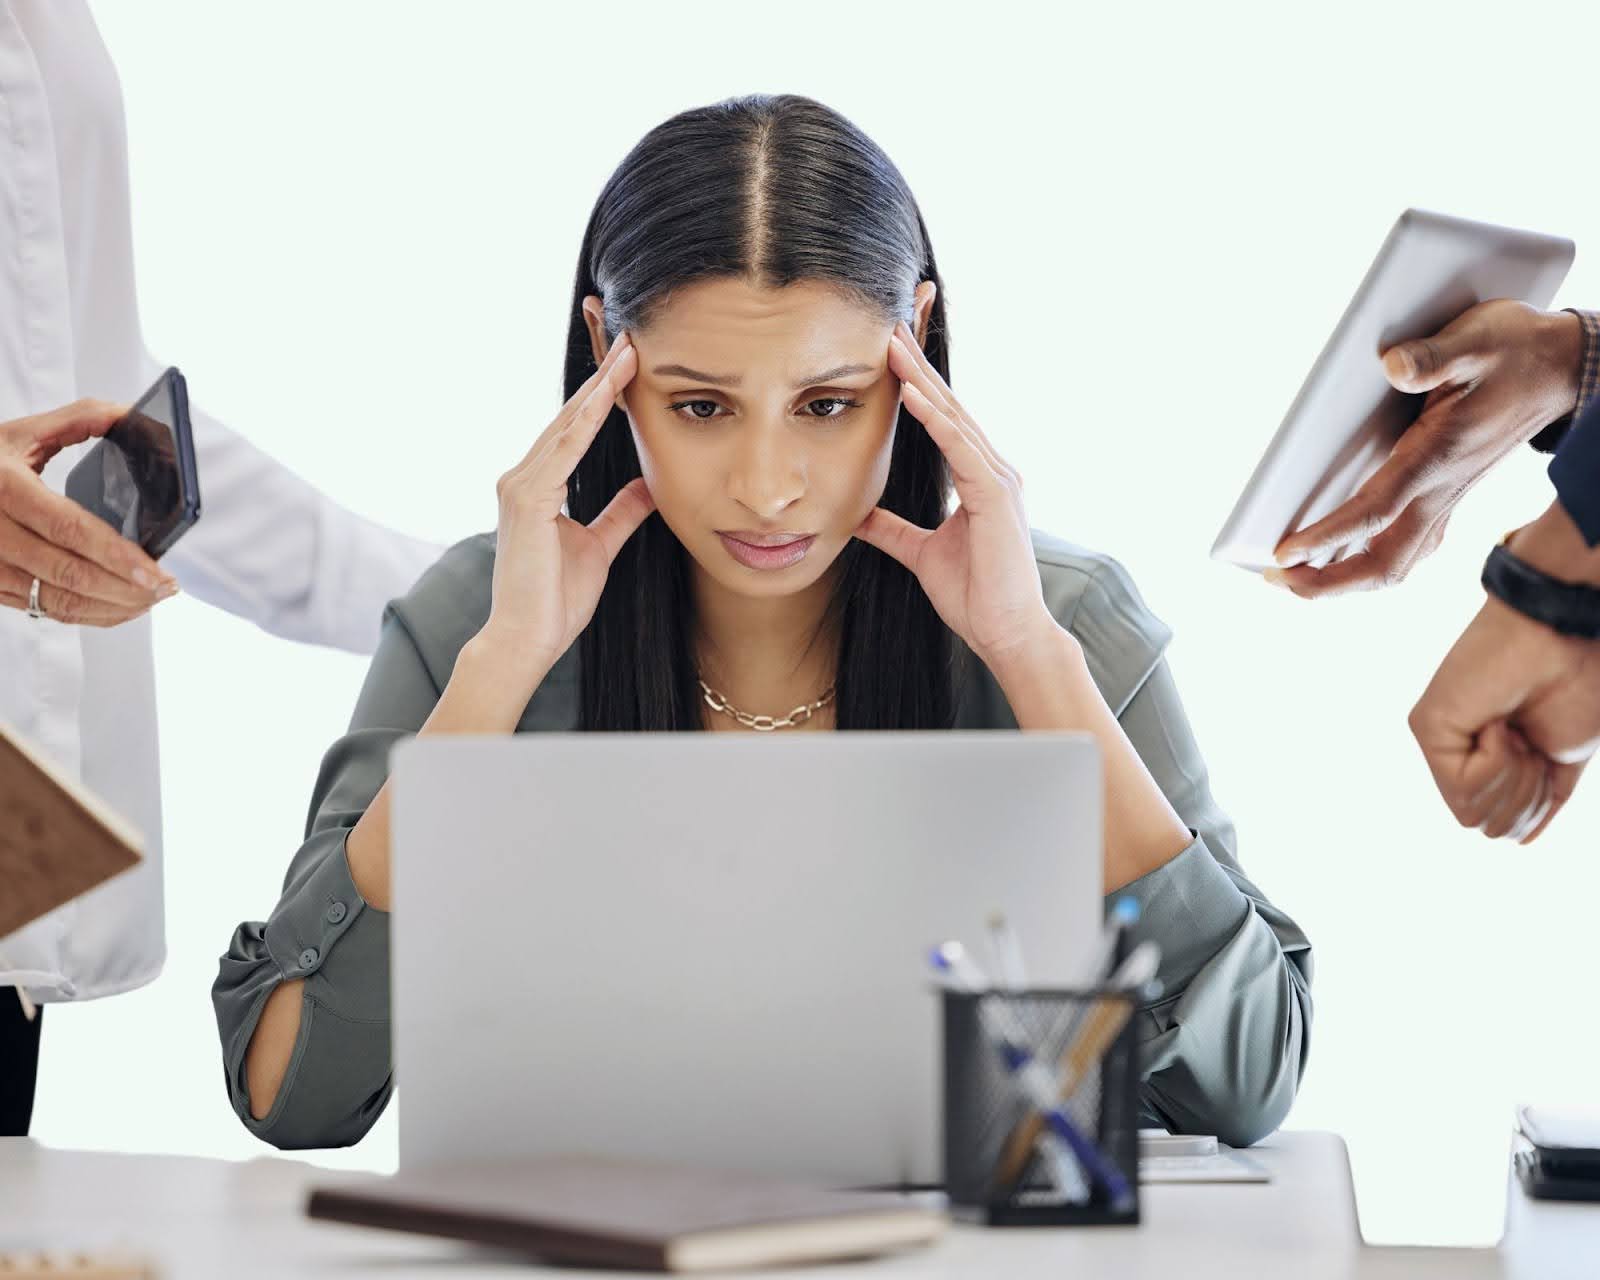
top-left (263, 829), bottom-right (390, 1022)
top-left (1110, 834), bottom-right (1251, 999)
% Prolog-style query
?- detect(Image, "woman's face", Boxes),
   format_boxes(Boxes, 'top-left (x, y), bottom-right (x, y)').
top-left (585, 277), bottom-right (934, 602)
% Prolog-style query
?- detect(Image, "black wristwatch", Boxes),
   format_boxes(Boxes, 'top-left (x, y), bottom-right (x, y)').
top-left (1482, 537), bottom-right (1600, 640)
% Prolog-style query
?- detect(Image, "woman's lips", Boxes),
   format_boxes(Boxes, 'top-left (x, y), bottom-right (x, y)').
top-left (717, 532), bottom-right (817, 571)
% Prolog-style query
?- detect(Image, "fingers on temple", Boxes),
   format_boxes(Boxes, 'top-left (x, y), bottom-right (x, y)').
top-left (509, 335), bottom-right (635, 478)
top-left (897, 379), bottom-right (997, 490)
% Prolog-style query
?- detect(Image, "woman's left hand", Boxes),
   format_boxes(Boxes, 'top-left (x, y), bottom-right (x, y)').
top-left (854, 321), bottom-right (1058, 670)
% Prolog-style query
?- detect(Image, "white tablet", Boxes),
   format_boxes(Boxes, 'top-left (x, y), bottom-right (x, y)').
top-left (1211, 209), bottom-right (1575, 571)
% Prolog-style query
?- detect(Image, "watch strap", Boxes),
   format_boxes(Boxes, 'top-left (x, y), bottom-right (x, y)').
top-left (1482, 542), bottom-right (1600, 640)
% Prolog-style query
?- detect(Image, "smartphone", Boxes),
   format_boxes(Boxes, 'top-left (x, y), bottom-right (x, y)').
top-left (1515, 1105), bottom-right (1600, 1202)
top-left (1515, 1149), bottom-right (1600, 1203)
top-left (65, 367), bottom-right (201, 559)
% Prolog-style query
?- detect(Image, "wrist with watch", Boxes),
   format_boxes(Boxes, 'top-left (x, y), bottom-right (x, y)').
top-left (1482, 529), bottom-right (1600, 640)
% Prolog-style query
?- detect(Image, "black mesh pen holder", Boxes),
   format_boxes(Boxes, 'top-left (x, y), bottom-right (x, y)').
top-left (941, 987), bottom-right (1141, 1226)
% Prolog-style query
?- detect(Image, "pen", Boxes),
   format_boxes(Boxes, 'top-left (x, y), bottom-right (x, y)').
top-left (931, 943), bottom-right (1087, 1202)
top-left (985, 912), bottom-right (1028, 992)
top-left (1052, 897), bottom-right (1141, 1053)
top-left (1091, 897), bottom-right (1140, 984)
top-left (992, 942), bottom-right (1162, 1191)
top-left (932, 942), bottom-right (1134, 1211)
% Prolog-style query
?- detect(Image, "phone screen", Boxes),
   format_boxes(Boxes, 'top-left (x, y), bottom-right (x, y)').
top-left (73, 375), bottom-right (188, 551)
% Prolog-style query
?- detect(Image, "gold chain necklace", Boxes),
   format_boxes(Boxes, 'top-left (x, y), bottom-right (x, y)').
top-left (697, 677), bottom-right (836, 732)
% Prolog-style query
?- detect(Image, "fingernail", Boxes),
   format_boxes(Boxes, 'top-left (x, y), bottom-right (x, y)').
top-left (1262, 568), bottom-right (1288, 588)
top-left (133, 568), bottom-right (160, 590)
top-left (158, 582), bottom-right (180, 600)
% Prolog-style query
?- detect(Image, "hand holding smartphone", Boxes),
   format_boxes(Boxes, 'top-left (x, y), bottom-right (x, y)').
top-left (65, 366), bottom-right (201, 559)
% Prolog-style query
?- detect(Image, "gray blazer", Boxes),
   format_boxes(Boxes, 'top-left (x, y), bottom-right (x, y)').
top-left (213, 530), bottom-right (1312, 1151)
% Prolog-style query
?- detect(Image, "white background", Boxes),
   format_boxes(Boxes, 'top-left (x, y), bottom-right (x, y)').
top-left (31, 0), bottom-right (1600, 1247)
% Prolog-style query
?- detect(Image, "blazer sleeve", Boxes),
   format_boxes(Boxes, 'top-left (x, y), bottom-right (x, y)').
top-left (1062, 557), bottom-right (1313, 1148)
top-left (211, 603), bottom-right (440, 1149)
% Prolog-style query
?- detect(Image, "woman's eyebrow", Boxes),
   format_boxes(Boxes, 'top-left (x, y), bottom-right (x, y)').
top-left (650, 362), bottom-right (877, 388)
top-left (794, 363), bottom-right (876, 386)
top-left (653, 363), bottom-right (740, 386)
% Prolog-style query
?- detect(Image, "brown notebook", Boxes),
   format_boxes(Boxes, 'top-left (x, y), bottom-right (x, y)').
top-left (0, 723), bottom-right (144, 941)
top-left (305, 1155), bottom-right (948, 1273)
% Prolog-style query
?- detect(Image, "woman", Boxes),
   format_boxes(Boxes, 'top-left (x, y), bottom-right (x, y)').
top-left (214, 95), bottom-right (1312, 1152)
top-left (0, 0), bottom-right (440, 1138)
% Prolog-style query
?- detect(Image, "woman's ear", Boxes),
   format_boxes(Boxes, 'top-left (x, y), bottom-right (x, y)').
top-left (582, 295), bottom-right (632, 415)
top-left (911, 279), bottom-right (938, 349)
top-left (581, 295), bottom-right (610, 366)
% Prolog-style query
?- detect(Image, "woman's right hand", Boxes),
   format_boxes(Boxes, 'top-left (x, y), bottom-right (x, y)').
top-left (475, 332), bottom-right (652, 677)
top-left (336, 334), bottom-right (651, 920)
top-left (0, 400), bottom-right (178, 624)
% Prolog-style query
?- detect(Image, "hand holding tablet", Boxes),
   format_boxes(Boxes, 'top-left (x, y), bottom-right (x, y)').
top-left (1271, 301), bottom-right (1585, 598)
top-left (1211, 209), bottom-right (1577, 592)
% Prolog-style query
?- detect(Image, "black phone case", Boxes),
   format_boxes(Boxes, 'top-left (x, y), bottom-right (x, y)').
top-left (64, 367), bottom-right (201, 559)
top-left (1515, 1150), bottom-right (1600, 1203)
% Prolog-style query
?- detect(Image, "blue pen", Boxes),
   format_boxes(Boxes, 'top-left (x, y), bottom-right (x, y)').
top-left (931, 942), bottom-right (1086, 1202)
top-left (1092, 897), bottom-right (1141, 984)
top-left (932, 943), bottom-right (1135, 1212)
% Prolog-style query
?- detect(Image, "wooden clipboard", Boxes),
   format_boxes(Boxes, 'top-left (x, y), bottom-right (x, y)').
top-left (1, 722), bottom-right (143, 942)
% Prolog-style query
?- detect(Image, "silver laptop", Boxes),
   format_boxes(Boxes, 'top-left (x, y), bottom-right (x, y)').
top-left (1212, 208), bottom-right (1574, 571)
top-left (389, 732), bottom-right (1102, 1186)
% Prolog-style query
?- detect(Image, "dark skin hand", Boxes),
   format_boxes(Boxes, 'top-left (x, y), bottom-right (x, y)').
top-left (1267, 301), bottom-right (1584, 598)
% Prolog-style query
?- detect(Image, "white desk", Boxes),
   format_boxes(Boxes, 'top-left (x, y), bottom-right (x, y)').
top-left (1, 1132), bottom-right (1592, 1278)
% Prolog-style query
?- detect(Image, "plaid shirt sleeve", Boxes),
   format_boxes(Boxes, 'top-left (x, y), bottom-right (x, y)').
top-left (1529, 308), bottom-right (1600, 453)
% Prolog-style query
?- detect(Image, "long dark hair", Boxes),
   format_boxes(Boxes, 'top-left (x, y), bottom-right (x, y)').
top-left (564, 94), bottom-right (957, 731)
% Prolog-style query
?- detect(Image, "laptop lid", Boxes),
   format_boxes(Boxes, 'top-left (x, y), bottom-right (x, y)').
top-left (391, 731), bottom-right (1101, 1186)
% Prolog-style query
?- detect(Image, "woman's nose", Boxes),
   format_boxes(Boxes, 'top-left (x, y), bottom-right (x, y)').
top-left (727, 427), bottom-right (806, 520)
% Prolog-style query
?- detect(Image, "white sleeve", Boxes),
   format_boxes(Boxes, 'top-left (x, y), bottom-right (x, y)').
top-left (150, 353), bottom-right (444, 655)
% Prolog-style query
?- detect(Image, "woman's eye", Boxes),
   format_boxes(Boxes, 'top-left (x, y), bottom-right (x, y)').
top-left (669, 399), bottom-right (725, 421)
top-left (802, 397), bottom-right (861, 419)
